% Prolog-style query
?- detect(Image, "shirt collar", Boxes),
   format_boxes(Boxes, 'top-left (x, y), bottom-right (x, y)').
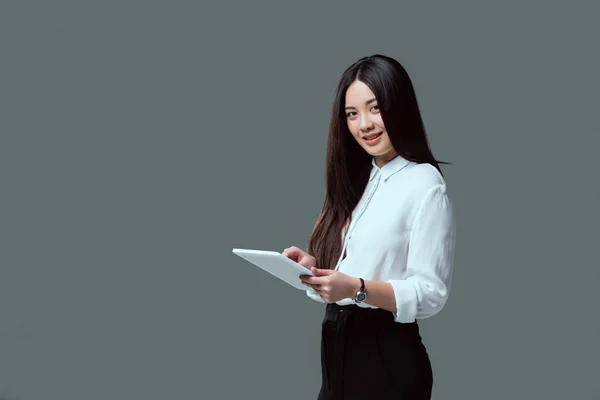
top-left (369, 154), bottom-right (411, 182)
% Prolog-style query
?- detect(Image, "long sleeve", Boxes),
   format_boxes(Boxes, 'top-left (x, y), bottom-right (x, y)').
top-left (387, 183), bottom-right (456, 323)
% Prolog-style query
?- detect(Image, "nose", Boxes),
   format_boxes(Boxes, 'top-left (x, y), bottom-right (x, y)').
top-left (359, 114), bottom-right (374, 132)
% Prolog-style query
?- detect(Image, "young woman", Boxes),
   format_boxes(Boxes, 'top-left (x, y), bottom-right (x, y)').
top-left (282, 54), bottom-right (456, 400)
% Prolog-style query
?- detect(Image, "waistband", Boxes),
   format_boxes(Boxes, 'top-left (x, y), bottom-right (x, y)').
top-left (324, 302), bottom-right (410, 325)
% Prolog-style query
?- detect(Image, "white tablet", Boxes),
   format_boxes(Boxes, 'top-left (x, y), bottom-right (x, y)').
top-left (232, 248), bottom-right (314, 290)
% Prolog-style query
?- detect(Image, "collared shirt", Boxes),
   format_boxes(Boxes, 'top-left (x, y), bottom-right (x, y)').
top-left (306, 154), bottom-right (456, 323)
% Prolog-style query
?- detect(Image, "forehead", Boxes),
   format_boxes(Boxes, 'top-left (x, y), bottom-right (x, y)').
top-left (345, 80), bottom-right (376, 105)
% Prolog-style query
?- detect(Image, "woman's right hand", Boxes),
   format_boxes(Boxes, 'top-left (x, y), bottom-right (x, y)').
top-left (282, 246), bottom-right (317, 271)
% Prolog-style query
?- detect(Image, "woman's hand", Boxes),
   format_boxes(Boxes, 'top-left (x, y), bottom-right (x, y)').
top-left (300, 267), bottom-right (360, 304)
top-left (282, 246), bottom-right (317, 270)
top-left (282, 246), bottom-right (359, 302)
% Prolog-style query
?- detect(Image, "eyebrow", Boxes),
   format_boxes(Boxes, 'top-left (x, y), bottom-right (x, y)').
top-left (345, 98), bottom-right (377, 110)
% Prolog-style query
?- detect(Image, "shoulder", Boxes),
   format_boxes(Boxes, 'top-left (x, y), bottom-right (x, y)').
top-left (402, 164), bottom-right (454, 228)
top-left (402, 162), bottom-right (448, 200)
top-left (383, 162), bottom-right (450, 218)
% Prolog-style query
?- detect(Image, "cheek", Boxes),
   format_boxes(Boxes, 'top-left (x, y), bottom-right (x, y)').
top-left (373, 115), bottom-right (385, 129)
top-left (347, 120), bottom-right (360, 137)
top-left (383, 132), bottom-right (393, 145)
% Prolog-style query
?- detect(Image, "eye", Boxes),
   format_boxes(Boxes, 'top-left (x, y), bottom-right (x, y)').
top-left (371, 105), bottom-right (380, 112)
top-left (346, 111), bottom-right (357, 118)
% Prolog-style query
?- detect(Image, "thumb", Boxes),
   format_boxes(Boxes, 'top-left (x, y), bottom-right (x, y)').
top-left (311, 267), bottom-right (333, 276)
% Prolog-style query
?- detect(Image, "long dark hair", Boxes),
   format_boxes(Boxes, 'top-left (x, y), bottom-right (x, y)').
top-left (307, 54), bottom-right (450, 270)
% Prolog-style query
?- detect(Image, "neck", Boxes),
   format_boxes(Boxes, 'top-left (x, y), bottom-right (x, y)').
top-left (374, 150), bottom-right (398, 168)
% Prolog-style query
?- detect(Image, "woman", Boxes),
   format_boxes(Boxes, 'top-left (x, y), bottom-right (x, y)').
top-left (282, 54), bottom-right (456, 400)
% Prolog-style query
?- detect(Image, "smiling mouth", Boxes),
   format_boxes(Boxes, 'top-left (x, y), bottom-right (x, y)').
top-left (362, 132), bottom-right (383, 140)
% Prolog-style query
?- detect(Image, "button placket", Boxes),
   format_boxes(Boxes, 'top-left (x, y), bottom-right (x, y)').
top-left (348, 172), bottom-right (381, 239)
top-left (334, 171), bottom-right (381, 271)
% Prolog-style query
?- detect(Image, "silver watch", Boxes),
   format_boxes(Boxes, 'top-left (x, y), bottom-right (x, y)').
top-left (353, 278), bottom-right (367, 303)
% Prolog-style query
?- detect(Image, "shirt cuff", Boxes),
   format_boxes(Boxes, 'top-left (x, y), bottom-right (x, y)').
top-left (387, 279), bottom-right (418, 323)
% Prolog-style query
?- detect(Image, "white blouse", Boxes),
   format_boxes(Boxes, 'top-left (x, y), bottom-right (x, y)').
top-left (306, 154), bottom-right (456, 323)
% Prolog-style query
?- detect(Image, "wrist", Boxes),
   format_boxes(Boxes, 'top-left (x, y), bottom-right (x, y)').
top-left (349, 277), bottom-right (362, 298)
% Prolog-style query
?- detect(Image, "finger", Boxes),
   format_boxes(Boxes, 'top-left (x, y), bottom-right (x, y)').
top-left (300, 276), bottom-right (320, 288)
top-left (302, 274), bottom-right (328, 285)
top-left (306, 282), bottom-right (326, 296)
top-left (312, 267), bottom-right (334, 276)
top-left (302, 276), bottom-right (324, 285)
top-left (300, 276), bottom-right (320, 291)
top-left (283, 248), bottom-right (301, 261)
top-left (302, 282), bottom-right (320, 292)
top-left (300, 254), bottom-right (317, 267)
top-left (310, 284), bottom-right (323, 293)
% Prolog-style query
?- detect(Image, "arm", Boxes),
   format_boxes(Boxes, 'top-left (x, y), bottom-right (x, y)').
top-left (386, 183), bottom-right (456, 323)
top-left (303, 184), bottom-right (455, 316)
top-left (347, 278), bottom-right (397, 312)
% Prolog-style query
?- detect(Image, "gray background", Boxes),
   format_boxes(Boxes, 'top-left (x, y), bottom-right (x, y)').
top-left (1, 2), bottom-right (598, 399)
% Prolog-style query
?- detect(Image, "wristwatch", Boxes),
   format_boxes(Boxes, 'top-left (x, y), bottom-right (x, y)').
top-left (353, 278), bottom-right (367, 303)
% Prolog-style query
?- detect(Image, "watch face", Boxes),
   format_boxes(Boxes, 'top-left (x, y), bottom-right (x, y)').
top-left (356, 292), bottom-right (366, 301)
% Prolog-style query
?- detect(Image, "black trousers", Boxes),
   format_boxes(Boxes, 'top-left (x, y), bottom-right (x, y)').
top-left (317, 303), bottom-right (433, 400)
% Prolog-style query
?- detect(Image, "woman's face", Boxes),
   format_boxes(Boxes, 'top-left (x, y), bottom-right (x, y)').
top-left (345, 80), bottom-right (397, 167)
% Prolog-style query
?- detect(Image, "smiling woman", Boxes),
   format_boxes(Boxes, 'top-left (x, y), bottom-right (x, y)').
top-left (344, 81), bottom-right (396, 166)
top-left (282, 54), bottom-right (456, 400)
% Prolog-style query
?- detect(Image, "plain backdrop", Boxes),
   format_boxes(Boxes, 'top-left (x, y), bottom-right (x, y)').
top-left (1, 2), bottom-right (598, 399)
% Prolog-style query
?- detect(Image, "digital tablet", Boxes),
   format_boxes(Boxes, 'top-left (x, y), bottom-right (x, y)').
top-left (232, 248), bottom-right (314, 290)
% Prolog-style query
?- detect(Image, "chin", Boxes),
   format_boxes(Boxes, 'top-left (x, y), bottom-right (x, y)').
top-left (364, 147), bottom-right (389, 157)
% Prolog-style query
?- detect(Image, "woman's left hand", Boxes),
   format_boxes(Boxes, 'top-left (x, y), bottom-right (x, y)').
top-left (300, 267), bottom-right (359, 303)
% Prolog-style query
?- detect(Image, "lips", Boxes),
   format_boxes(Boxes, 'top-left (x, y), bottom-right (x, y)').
top-left (362, 132), bottom-right (382, 140)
